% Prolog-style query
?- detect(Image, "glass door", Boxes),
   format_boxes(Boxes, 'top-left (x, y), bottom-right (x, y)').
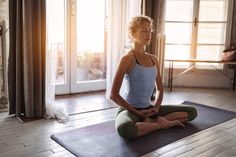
top-left (46, 0), bottom-right (107, 94)
top-left (71, 0), bottom-right (107, 93)
top-left (47, 0), bottom-right (70, 95)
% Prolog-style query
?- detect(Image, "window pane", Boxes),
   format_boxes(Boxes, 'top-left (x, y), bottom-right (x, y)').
top-left (76, 0), bottom-right (106, 82)
top-left (199, 0), bottom-right (228, 21)
top-left (165, 45), bottom-right (191, 60)
top-left (77, 0), bottom-right (104, 52)
top-left (46, 0), bottom-right (65, 84)
top-left (196, 45), bottom-right (224, 67)
top-left (197, 23), bottom-right (226, 44)
top-left (165, 0), bottom-right (193, 21)
top-left (196, 45), bottom-right (224, 60)
top-left (165, 22), bottom-right (192, 44)
top-left (165, 45), bottom-right (191, 67)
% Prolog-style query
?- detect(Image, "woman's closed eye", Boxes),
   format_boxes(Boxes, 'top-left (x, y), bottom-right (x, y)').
top-left (141, 30), bottom-right (152, 33)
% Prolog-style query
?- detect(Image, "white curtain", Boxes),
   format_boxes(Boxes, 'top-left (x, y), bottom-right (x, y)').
top-left (44, 49), bottom-right (69, 123)
top-left (106, 0), bottom-right (141, 98)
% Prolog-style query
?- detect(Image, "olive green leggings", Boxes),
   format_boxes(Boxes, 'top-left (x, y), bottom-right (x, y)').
top-left (115, 105), bottom-right (197, 140)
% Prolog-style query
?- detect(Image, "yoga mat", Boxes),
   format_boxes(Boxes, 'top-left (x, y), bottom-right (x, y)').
top-left (51, 101), bottom-right (236, 157)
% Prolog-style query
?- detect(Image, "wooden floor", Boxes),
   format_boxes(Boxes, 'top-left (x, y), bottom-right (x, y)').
top-left (55, 91), bottom-right (117, 115)
top-left (1, 88), bottom-right (236, 157)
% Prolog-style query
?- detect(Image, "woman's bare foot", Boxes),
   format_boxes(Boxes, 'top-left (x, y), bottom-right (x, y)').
top-left (156, 116), bottom-right (185, 129)
top-left (175, 120), bottom-right (185, 127)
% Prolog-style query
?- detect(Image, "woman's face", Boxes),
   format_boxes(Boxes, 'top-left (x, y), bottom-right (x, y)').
top-left (133, 21), bottom-right (152, 46)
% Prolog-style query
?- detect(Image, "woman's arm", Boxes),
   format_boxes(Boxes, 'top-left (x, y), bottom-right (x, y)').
top-left (110, 55), bottom-right (138, 114)
top-left (152, 55), bottom-right (164, 112)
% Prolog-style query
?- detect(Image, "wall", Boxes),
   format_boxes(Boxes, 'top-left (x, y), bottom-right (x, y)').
top-left (163, 68), bottom-right (233, 89)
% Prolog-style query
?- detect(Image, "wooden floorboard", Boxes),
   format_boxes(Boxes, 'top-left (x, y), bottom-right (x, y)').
top-left (0, 88), bottom-right (236, 157)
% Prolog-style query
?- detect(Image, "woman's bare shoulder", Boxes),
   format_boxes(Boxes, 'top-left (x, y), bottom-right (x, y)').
top-left (149, 54), bottom-right (159, 63)
top-left (118, 51), bottom-right (135, 72)
top-left (120, 51), bottom-right (135, 64)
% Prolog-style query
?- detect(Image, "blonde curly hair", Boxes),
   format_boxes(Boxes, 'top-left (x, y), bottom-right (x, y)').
top-left (128, 15), bottom-right (154, 41)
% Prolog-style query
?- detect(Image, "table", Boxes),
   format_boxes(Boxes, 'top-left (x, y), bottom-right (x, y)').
top-left (165, 59), bottom-right (236, 91)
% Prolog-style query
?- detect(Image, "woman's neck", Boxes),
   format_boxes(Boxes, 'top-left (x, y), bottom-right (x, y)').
top-left (132, 44), bottom-right (146, 54)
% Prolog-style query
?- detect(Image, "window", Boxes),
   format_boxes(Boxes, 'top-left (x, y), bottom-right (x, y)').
top-left (164, 0), bottom-right (232, 68)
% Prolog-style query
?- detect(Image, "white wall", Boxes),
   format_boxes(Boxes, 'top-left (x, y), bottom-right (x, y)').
top-left (163, 68), bottom-right (234, 89)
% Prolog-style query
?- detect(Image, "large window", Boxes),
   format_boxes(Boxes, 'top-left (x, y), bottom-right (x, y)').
top-left (164, 0), bottom-right (232, 68)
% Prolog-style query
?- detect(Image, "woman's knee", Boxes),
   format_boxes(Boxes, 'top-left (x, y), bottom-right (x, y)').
top-left (116, 121), bottom-right (138, 140)
top-left (187, 107), bottom-right (198, 121)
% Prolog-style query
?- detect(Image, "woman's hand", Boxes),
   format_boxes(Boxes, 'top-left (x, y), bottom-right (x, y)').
top-left (135, 109), bottom-right (153, 118)
top-left (147, 106), bottom-right (159, 116)
top-left (152, 107), bottom-right (159, 114)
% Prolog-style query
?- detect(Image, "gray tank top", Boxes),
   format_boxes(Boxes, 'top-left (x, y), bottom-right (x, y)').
top-left (124, 52), bottom-right (157, 108)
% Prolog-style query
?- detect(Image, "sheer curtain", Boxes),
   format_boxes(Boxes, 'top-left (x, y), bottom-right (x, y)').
top-left (44, 47), bottom-right (69, 123)
top-left (106, 0), bottom-right (141, 98)
top-left (44, 0), bottom-right (69, 122)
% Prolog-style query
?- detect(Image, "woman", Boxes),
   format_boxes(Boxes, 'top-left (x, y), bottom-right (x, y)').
top-left (110, 16), bottom-right (197, 140)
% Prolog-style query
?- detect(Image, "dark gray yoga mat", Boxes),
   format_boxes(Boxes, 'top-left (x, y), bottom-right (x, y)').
top-left (51, 101), bottom-right (236, 157)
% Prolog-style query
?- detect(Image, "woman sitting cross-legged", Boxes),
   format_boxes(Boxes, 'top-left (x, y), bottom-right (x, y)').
top-left (110, 15), bottom-right (197, 140)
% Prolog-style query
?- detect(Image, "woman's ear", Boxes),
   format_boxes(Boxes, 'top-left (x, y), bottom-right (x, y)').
top-left (132, 28), bottom-right (138, 38)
